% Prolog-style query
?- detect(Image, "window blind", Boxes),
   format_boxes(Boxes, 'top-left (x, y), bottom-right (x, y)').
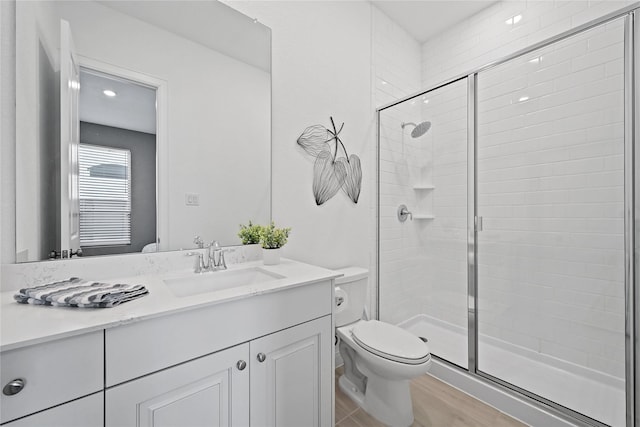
top-left (78, 144), bottom-right (131, 247)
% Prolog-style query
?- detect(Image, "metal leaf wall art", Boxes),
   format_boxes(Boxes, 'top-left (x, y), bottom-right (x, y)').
top-left (296, 117), bottom-right (362, 205)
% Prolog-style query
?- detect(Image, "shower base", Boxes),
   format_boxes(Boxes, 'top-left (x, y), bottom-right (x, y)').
top-left (399, 314), bottom-right (624, 427)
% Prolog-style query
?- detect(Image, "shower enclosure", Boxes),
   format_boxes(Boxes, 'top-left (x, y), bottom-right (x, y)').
top-left (377, 6), bottom-right (638, 427)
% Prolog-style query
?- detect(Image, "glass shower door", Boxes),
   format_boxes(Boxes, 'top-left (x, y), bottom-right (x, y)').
top-left (378, 78), bottom-right (469, 368)
top-left (475, 18), bottom-right (626, 426)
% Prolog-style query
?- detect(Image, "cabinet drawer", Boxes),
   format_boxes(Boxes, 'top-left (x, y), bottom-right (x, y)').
top-left (3, 392), bottom-right (103, 427)
top-left (1, 331), bottom-right (103, 424)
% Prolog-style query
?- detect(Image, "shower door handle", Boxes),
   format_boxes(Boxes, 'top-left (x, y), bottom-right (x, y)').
top-left (475, 216), bottom-right (483, 232)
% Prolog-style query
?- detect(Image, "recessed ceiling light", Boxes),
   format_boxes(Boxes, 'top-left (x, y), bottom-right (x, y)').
top-left (381, 80), bottom-right (388, 85)
top-left (423, 99), bottom-right (429, 104)
top-left (529, 57), bottom-right (541, 64)
top-left (518, 96), bottom-right (529, 102)
top-left (103, 89), bottom-right (117, 97)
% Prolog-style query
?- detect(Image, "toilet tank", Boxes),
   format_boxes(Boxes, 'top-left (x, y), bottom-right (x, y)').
top-left (334, 267), bottom-right (369, 327)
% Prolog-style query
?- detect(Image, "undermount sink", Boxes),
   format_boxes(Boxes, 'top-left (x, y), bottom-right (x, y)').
top-left (165, 267), bottom-right (285, 298)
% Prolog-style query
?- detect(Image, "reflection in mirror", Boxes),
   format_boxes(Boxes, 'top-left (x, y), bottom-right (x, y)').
top-left (15, 0), bottom-right (271, 263)
top-left (78, 69), bottom-right (157, 257)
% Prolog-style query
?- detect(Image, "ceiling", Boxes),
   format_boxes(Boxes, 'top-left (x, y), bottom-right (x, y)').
top-left (79, 70), bottom-right (157, 135)
top-left (372, 0), bottom-right (498, 43)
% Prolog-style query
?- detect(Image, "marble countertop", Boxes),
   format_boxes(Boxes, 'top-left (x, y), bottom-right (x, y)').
top-left (0, 259), bottom-right (340, 352)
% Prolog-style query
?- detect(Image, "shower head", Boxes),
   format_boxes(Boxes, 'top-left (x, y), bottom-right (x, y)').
top-left (401, 121), bottom-right (431, 138)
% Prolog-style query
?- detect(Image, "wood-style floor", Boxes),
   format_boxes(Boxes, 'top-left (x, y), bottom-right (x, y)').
top-left (335, 368), bottom-right (528, 427)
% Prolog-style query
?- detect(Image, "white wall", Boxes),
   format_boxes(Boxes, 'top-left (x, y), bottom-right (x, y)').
top-left (225, 1), bottom-right (373, 270)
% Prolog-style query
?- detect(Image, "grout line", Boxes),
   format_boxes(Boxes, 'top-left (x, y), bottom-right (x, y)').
top-left (335, 407), bottom-right (361, 426)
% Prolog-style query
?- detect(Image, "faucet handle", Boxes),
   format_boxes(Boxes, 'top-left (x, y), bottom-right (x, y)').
top-left (185, 251), bottom-right (205, 273)
top-left (218, 250), bottom-right (227, 270)
top-left (193, 236), bottom-right (204, 249)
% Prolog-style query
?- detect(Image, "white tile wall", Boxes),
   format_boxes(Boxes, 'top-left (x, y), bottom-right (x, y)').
top-left (421, 1), bottom-right (633, 89)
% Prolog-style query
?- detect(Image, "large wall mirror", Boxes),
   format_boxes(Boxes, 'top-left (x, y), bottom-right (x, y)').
top-left (15, 0), bottom-right (271, 263)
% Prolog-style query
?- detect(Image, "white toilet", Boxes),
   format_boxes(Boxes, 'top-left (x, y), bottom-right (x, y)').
top-left (334, 267), bottom-right (431, 427)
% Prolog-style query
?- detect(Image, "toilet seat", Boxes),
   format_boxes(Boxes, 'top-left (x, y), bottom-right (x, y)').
top-left (351, 320), bottom-right (430, 365)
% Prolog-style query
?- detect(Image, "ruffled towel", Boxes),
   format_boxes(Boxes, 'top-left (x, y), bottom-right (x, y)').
top-left (14, 277), bottom-right (149, 308)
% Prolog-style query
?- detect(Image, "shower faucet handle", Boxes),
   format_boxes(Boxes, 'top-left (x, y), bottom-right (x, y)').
top-left (398, 204), bottom-right (412, 222)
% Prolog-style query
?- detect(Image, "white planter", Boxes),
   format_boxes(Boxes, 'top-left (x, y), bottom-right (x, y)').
top-left (262, 248), bottom-right (281, 265)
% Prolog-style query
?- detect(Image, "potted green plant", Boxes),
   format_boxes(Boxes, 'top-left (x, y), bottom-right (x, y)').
top-left (260, 222), bottom-right (291, 265)
top-left (238, 221), bottom-right (263, 245)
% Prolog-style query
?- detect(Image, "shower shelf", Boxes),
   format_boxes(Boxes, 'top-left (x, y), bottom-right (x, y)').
top-left (413, 214), bottom-right (435, 220)
top-left (413, 185), bottom-right (435, 190)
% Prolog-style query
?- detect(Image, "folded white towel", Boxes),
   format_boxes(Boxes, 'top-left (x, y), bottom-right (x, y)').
top-left (15, 278), bottom-right (149, 308)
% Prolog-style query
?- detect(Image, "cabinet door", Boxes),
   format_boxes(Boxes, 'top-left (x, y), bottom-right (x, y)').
top-left (250, 315), bottom-right (332, 427)
top-left (4, 393), bottom-right (102, 427)
top-left (106, 343), bottom-right (249, 427)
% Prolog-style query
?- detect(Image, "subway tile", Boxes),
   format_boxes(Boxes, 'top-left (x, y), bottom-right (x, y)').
top-left (571, 43), bottom-right (624, 73)
top-left (539, 1), bottom-right (588, 29)
top-left (540, 340), bottom-right (588, 365)
top-left (553, 63), bottom-right (606, 90)
top-left (571, 2), bottom-right (628, 28)
top-left (587, 354), bottom-right (625, 378)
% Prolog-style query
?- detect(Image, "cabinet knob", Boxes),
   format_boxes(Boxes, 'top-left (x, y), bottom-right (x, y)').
top-left (3, 378), bottom-right (25, 396)
top-left (236, 360), bottom-right (247, 371)
top-left (257, 352), bottom-right (266, 363)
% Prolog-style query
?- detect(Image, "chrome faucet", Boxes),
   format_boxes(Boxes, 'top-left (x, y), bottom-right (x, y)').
top-left (186, 241), bottom-right (227, 273)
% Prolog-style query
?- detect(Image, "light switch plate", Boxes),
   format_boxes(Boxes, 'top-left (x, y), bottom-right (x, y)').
top-left (185, 193), bottom-right (200, 206)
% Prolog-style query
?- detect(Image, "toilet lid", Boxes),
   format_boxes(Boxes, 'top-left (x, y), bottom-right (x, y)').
top-left (351, 320), bottom-right (430, 365)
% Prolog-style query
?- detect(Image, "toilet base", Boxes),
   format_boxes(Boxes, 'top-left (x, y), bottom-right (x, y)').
top-left (339, 374), bottom-right (365, 406)
top-left (338, 374), bottom-right (415, 427)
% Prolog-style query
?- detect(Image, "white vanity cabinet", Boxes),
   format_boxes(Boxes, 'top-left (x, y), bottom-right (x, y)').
top-left (106, 315), bottom-right (332, 427)
top-left (105, 279), bottom-right (334, 427)
top-left (0, 331), bottom-right (103, 425)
